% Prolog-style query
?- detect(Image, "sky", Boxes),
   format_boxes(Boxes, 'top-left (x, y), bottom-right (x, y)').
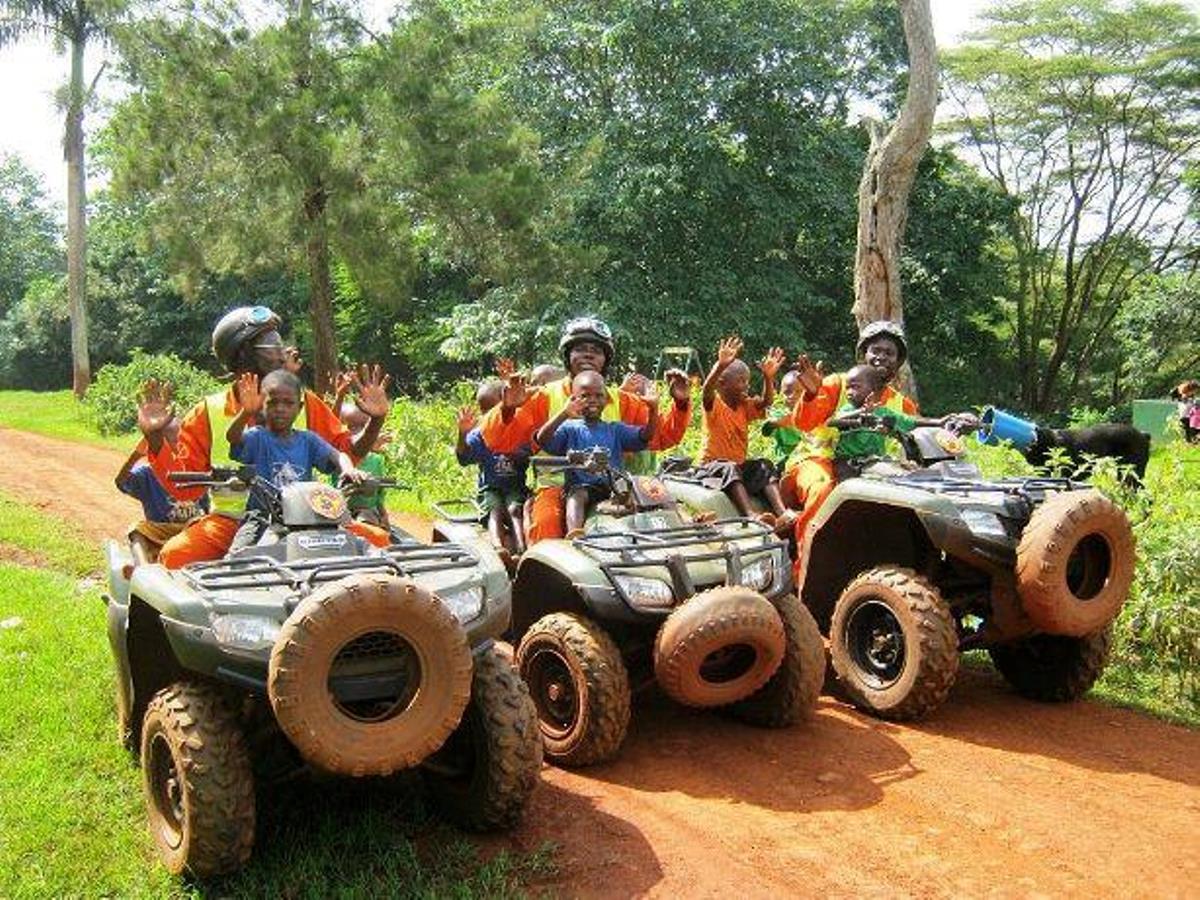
top-left (0, 0), bottom-right (1163, 210)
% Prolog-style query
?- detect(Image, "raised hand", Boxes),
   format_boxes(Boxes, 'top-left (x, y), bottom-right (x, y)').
top-left (663, 368), bottom-right (691, 405)
top-left (373, 430), bottom-right (394, 452)
top-left (457, 406), bottom-right (478, 435)
top-left (641, 383), bottom-right (661, 407)
top-left (136, 379), bottom-right (175, 437)
top-left (351, 364), bottom-right (392, 419)
top-left (565, 394), bottom-right (586, 418)
top-left (502, 371), bottom-right (528, 411)
top-left (235, 371), bottom-right (263, 415)
top-left (758, 346), bottom-right (786, 380)
top-left (621, 370), bottom-right (648, 395)
top-left (792, 353), bottom-right (824, 396)
top-left (495, 357), bottom-right (517, 380)
top-left (716, 336), bottom-right (743, 368)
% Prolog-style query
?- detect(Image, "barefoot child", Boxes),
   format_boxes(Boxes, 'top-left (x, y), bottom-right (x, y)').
top-left (535, 370), bottom-right (659, 536)
top-left (457, 380), bottom-right (531, 558)
top-left (697, 336), bottom-right (795, 532)
top-left (225, 369), bottom-right (368, 553)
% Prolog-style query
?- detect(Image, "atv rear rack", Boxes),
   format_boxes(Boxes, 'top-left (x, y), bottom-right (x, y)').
top-left (895, 473), bottom-right (1077, 500)
top-left (182, 541), bottom-right (478, 593)
top-left (574, 518), bottom-right (790, 606)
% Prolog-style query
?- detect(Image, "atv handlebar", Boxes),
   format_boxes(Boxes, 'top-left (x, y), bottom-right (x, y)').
top-left (531, 448), bottom-right (613, 474)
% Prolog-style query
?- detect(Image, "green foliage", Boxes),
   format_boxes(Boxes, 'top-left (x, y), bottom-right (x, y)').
top-left (0, 153), bottom-right (62, 311)
top-left (378, 388), bottom-right (477, 511)
top-left (85, 350), bottom-right (220, 435)
top-left (0, 389), bottom-right (133, 450)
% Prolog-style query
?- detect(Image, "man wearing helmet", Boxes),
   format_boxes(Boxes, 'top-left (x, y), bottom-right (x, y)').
top-left (479, 317), bottom-right (693, 543)
top-left (135, 305), bottom-right (392, 567)
top-left (780, 320), bottom-right (919, 549)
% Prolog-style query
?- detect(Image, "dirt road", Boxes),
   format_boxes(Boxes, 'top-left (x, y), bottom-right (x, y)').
top-left (2, 426), bottom-right (1197, 898)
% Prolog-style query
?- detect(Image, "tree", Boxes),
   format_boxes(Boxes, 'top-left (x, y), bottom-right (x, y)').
top-left (0, 0), bottom-right (125, 396)
top-left (851, 0), bottom-right (937, 396)
top-left (0, 153), bottom-right (62, 309)
top-left (109, 0), bottom-right (569, 392)
top-left (942, 0), bottom-right (1200, 413)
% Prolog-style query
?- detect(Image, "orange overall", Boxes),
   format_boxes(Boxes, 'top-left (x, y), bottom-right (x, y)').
top-left (149, 387), bottom-right (387, 568)
top-left (480, 376), bottom-right (691, 543)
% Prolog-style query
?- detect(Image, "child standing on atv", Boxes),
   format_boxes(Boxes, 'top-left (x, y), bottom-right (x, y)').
top-left (338, 401), bottom-right (392, 529)
top-left (697, 337), bottom-right (796, 533)
top-left (115, 407), bottom-right (207, 563)
top-left (225, 370), bottom-right (369, 552)
top-left (457, 380), bottom-right (531, 559)
top-left (535, 370), bottom-right (659, 537)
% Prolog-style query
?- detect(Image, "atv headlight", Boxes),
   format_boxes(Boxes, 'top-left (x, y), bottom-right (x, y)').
top-left (210, 614), bottom-right (281, 650)
top-left (961, 509), bottom-right (1008, 539)
top-left (613, 574), bottom-right (675, 609)
top-left (440, 585), bottom-right (484, 623)
top-left (739, 554), bottom-right (776, 592)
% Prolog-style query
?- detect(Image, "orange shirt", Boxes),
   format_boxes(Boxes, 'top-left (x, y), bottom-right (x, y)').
top-left (148, 387), bottom-right (353, 501)
top-left (700, 395), bottom-right (764, 464)
top-left (479, 376), bottom-right (691, 454)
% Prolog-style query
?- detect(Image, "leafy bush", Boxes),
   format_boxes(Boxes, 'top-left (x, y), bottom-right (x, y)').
top-left (379, 385), bottom-right (476, 510)
top-left (85, 350), bottom-right (221, 435)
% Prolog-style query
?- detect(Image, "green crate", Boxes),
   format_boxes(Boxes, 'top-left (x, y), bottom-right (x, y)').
top-left (1132, 399), bottom-right (1180, 444)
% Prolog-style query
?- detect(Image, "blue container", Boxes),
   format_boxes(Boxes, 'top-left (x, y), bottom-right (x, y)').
top-left (978, 407), bottom-right (1038, 449)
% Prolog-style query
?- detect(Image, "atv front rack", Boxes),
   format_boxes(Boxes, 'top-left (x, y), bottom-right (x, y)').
top-left (182, 541), bottom-right (478, 594)
top-left (574, 517), bottom-right (790, 606)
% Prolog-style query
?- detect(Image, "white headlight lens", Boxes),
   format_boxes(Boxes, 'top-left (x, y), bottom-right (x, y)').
top-left (961, 509), bottom-right (1008, 538)
top-left (440, 585), bottom-right (484, 622)
top-left (739, 555), bottom-right (775, 592)
top-left (210, 614), bottom-right (281, 650)
top-left (613, 574), bottom-right (675, 609)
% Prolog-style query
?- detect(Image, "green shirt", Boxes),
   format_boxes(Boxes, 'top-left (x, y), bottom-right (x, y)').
top-left (328, 451), bottom-right (386, 511)
top-left (834, 406), bottom-right (917, 461)
top-left (763, 414), bottom-right (801, 467)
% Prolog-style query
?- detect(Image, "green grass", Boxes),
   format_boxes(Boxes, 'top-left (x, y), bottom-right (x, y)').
top-left (0, 389), bottom-right (137, 451)
top-left (0, 495), bottom-right (555, 897)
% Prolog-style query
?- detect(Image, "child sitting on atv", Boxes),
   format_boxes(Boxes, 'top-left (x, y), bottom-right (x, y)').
top-left (338, 400), bottom-right (392, 528)
top-left (457, 380), bottom-right (531, 560)
top-left (535, 370), bottom-right (659, 537)
top-left (115, 405), bottom-right (207, 563)
top-left (827, 364), bottom-right (947, 473)
top-left (696, 336), bottom-right (796, 534)
top-left (225, 369), bottom-right (370, 553)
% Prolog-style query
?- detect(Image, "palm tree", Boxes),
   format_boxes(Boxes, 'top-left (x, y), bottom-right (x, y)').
top-left (1, 1), bottom-right (124, 397)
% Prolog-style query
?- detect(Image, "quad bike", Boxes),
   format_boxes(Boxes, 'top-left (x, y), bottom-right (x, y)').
top-left (663, 414), bottom-right (1136, 721)
top-left (433, 449), bottom-right (826, 767)
top-left (102, 466), bottom-right (541, 879)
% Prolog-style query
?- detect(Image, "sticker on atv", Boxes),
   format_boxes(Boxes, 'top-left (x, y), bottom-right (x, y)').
top-left (306, 486), bottom-right (347, 520)
top-left (296, 532), bottom-right (349, 550)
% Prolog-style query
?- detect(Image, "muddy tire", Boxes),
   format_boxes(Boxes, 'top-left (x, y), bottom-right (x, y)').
top-left (727, 593), bottom-right (825, 727)
top-left (140, 682), bottom-right (255, 878)
top-left (517, 612), bottom-right (630, 767)
top-left (654, 586), bottom-right (786, 708)
top-left (268, 574), bottom-right (473, 776)
top-left (424, 645), bottom-right (543, 829)
top-left (989, 627), bottom-right (1113, 702)
top-left (1016, 490), bottom-right (1134, 637)
top-left (830, 567), bottom-right (958, 721)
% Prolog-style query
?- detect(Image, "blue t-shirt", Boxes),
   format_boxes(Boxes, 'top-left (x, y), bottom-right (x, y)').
top-left (119, 462), bottom-right (208, 523)
top-left (458, 428), bottom-right (529, 494)
top-left (541, 419), bottom-right (647, 488)
top-left (231, 427), bottom-right (340, 501)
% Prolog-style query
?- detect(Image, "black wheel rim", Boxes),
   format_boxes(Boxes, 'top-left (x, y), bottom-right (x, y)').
top-left (147, 732), bottom-right (184, 850)
top-left (524, 646), bottom-right (581, 740)
top-left (845, 598), bottom-right (906, 689)
top-left (1065, 534), bottom-right (1112, 601)
top-left (698, 643), bottom-right (758, 684)
top-left (328, 630), bottom-right (421, 723)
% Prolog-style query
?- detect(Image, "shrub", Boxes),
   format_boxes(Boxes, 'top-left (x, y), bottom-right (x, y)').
top-left (85, 350), bottom-right (221, 435)
top-left (379, 385), bottom-right (476, 509)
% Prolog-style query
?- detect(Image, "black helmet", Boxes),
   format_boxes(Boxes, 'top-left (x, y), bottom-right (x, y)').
top-left (558, 316), bottom-right (615, 372)
top-left (211, 305), bottom-right (283, 372)
top-left (856, 319), bottom-right (908, 364)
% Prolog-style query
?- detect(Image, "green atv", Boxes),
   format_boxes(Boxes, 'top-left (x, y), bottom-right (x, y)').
top-left (433, 448), bottom-right (825, 767)
top-left (103, 466), bottom-right (541, 879)
top-left (663, 414), bottom-right (1136, 721)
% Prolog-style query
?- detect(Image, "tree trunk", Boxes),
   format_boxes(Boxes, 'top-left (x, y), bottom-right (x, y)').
top-left (65, 34), bottom-right (90, 398)
top-left (851, 0), bottom-right (937, 398)
top-left (304, 184), bottom-right (337, 396)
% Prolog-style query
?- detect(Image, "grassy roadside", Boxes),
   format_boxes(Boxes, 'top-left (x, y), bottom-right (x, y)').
top-left (0, 390), bottom-right (136, 452)
top-left (0, 491), bottom-right (553, 897)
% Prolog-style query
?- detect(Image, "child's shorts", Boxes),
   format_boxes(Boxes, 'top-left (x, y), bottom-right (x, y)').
top-left (479, 485), bottom-right (528, 516)
top-left (694, 458), bottom-right (779, 495)
top-left (127, 519), bottom-right (188, 548)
